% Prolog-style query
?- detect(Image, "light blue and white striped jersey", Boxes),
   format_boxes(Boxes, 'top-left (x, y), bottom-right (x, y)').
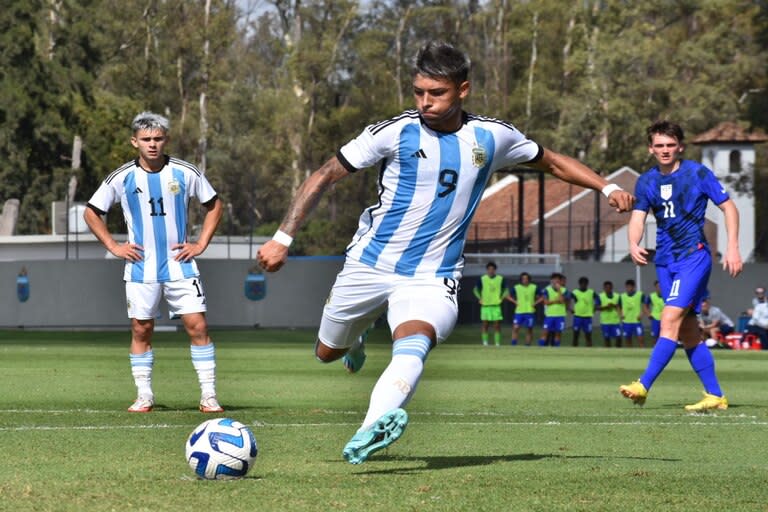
top-left (87, 156), bottom-right (218, 283)
top-left (337, 110), bottom-right (541, 278)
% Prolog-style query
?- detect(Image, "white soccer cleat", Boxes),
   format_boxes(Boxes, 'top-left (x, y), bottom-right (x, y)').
top-left (128, 395), bottom-right (154, 413)
top-left (199, 394), bottom-right (224, 413)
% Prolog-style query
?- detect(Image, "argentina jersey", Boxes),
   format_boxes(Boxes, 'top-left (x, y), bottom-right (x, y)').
top-left (87, 156), bottom-right (218, 283)
top-left (634, 159), bottom-right (729, 265)
top-left (337, 110), bottom-right (541, 278)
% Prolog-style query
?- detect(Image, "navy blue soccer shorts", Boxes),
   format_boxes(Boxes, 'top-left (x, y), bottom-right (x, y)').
top-left (656, 248), bottom-right (711, 314)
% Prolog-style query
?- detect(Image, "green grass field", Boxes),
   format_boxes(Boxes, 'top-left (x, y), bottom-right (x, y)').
top-left (1, 326), bottom-right (766, 512)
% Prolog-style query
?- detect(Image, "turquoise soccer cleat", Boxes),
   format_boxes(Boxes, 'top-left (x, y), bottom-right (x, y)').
top-left (342, 408), bottom-right (409, 464)
top-left (343, 332), bottom-right (368, 373)
top-left (342, 347), bottom-right (367, 373)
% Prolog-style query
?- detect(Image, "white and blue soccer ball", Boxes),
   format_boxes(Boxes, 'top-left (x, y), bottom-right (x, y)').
top-left (185, 418), bottom-right (258, 480)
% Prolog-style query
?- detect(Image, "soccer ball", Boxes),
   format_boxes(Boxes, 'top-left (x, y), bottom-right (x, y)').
top-left (185, 418), bottom-right (258, 480)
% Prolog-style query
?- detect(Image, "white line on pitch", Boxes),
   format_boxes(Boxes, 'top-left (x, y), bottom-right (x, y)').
top-left (2, 420), bottom-right (768, 433)
top-left (2, 409), bottom-right (756, 421)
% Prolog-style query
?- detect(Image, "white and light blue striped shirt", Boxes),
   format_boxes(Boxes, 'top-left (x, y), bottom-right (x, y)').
top-left (87, 156), bottom-right (217, 283)
top-left (338, 110), bottom-right (541, 278)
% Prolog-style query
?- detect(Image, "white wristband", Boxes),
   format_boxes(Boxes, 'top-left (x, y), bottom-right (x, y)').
top-left (601, 183), bottom-right (622, 198)
top-left (272, 230), bottom-right (293, 248)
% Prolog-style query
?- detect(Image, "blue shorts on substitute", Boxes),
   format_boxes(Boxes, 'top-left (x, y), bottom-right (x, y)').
top-left (572, 316), bottom-right (593, 333)
top-left (543, 316), bottom-right (565, 333)
top-left (622, 322), bottom-right (644, 338)
top-left (514, 313), bottom-right (535, 329)
top-left (601, 324), bottom-right (621, 338)
top-left (650, 318), bottom-right (661, 338)
top-left (656, 248), bottom-right (711, 314)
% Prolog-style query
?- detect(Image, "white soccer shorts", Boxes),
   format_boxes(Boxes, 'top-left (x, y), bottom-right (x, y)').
top-left (125, 277), bottom-right (207, 320)
top-left (317, 259), bottom-right (459, 349)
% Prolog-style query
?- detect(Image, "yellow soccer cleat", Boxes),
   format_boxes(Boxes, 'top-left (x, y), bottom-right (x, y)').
top-left (684, 392), bottom-right (728, 412)
top-left (619, 380), bottom-right (648, 405)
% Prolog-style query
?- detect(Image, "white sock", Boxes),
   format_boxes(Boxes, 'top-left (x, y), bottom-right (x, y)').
top-left (191, 343), bottom-right (216, 396)
top-left (130, 350), bottom-right (154, 399)
top-left (360, 334), bottom-right (431, 430)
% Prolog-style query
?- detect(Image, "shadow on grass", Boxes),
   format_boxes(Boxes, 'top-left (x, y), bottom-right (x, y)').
top-left (355, 452), bottom-right (681, 473)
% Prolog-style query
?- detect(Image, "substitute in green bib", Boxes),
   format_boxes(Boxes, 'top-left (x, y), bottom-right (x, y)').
top-left (510, 272), bottom-right (538, 346)
top-left (643, 280), bottom-right (665, 345)
top-left (537, 273), bottom-right (568, 347)
top-left (620, 279), bottom-right (646, 348)
top-left (571, 276), bottom-right (598, 347)
top-left (473, 262), bottom-right (510, 346)
top-left (598, 280), bottom-right (623, 347)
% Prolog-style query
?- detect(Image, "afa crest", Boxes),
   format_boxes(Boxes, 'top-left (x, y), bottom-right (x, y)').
top-left (471, 146), bottom-right (487, 168)
top-left (168, 179), bottom-right (181, 195)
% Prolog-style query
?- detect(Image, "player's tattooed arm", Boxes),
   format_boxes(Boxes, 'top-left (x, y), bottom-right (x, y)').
top-left (280, 156), bottom-right (350, 236)
top-left (257, 156), bottom-right (350, 272)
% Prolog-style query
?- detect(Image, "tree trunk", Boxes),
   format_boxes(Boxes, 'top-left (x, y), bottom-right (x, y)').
top-left (198, 0), bottom-right (211, 175)
top-left (525, 10), bottom-right (539, 131)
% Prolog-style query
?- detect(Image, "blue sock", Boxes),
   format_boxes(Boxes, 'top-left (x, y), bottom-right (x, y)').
top-left (537, 338), bottom-right (546, 346)
top-left (639, 337), bottom-right (678, 390)
top-left (685, 343), bottom-right (723, 397)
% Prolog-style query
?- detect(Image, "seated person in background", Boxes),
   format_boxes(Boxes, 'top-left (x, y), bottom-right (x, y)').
top-left (698, 298), bottom-right (734, 344)
top-left (746, 286), bottom-right (766, 317)
top-left (742, 300), bottom-right (768, 350)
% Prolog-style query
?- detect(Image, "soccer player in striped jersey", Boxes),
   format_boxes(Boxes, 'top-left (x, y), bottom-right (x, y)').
top-left (84, 112), bottom-right (224, 414)
top-left (258, 41), bottom-right (634, 463)
top-left (620, 120), bottom-right (742, 412)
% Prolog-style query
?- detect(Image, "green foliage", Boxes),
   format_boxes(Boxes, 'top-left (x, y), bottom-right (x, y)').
top-left (3, 1), bottom-right (768, 253)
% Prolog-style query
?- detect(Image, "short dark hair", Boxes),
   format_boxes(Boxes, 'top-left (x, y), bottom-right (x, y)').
top-left (604, 280), bottom-right (613, 287)
top-left (647, 120), bottom-right (684, 145)
top-left (578, 276), bottom-right (589, 286)
top-left (486, 261), bottom-right (497, 270)
top-left (412, 41), bottom-right (471, 85)
top-left (520, 272), bottom-right (530, 280)
top-left (625, 279), bottom-right (636, 287)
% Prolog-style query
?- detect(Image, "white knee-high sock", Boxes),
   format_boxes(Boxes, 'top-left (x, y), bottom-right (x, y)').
top-left (190, 343), bottom-right (216, 396)
top-left (360, 334), bottom-right (431, 430)
top-left (130, 350), bottom-right (154, 399)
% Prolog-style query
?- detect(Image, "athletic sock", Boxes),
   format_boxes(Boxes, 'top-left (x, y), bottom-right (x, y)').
top-left (360, 334), bottom-right (431, 430)
top-left (481, 332), bottom-right (489, 345)
top-left (191, 343), bottom-right (217, 397)
top-left (537, 338), bottom-right (547, 346)
top-left (638, 337), bottom-right (678, 390)
top-left (510, 338), bottom-right (518, 345)
top-left (685, 343), bottom-right (723, 397)
top-left (494, 331), bottom-right (501, 346)
top-left (130, 350), bottom-right (154, 398)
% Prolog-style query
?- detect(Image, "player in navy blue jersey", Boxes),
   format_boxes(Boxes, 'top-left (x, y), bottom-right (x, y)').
top-left (620, 120), bottom-right (742, 411)
top-left (258, 41), bottom-right (634, 463)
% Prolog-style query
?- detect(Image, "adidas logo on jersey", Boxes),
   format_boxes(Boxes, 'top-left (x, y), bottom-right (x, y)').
top-left (132, 187), bottom-right (143, 194)
top-left (411, 149), bottom-right (427, 159)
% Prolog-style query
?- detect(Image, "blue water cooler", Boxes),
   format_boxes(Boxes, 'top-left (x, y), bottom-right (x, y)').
top-left (244, 271), bottom-right (266, 301)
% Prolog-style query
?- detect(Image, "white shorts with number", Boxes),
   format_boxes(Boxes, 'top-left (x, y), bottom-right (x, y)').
top-left (318, 259), bottom-right (459, 350)
top-left (126, 277), bottom-right (207, 320)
